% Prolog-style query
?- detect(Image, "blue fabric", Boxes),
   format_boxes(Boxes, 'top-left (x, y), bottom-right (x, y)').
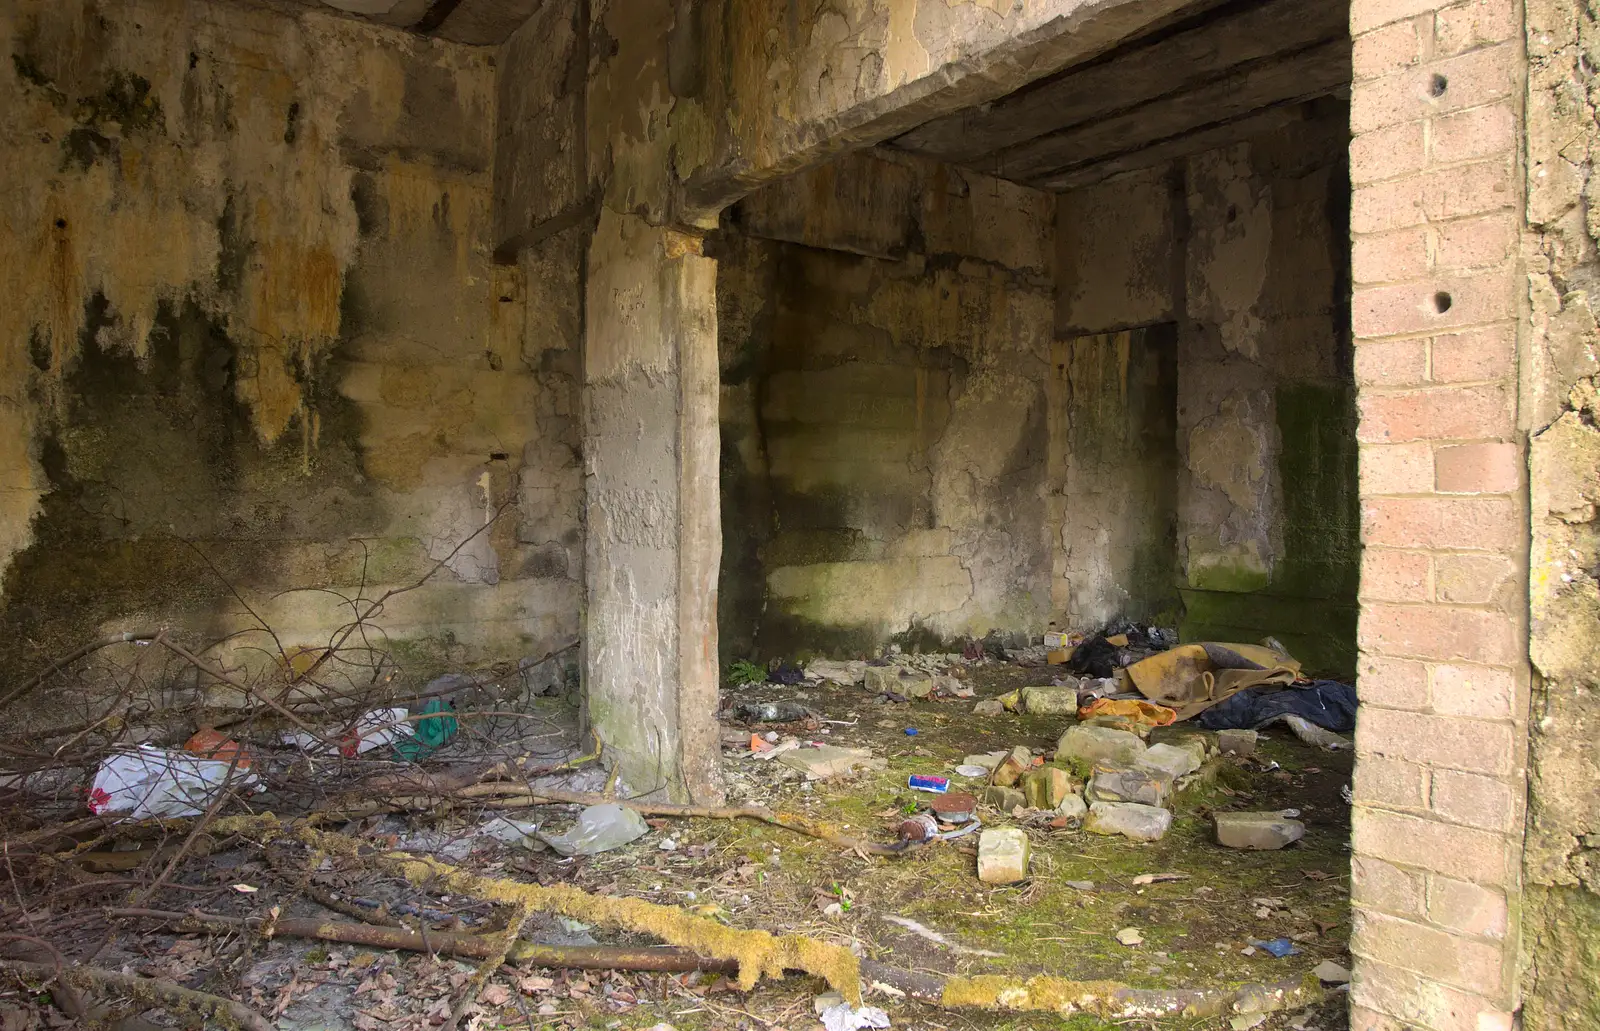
top-left (1195, 679), bottom-right (1357, 733)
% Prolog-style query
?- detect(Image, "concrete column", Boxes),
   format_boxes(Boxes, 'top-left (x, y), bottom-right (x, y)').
top-left (582, 208), bottom-right (722, 803)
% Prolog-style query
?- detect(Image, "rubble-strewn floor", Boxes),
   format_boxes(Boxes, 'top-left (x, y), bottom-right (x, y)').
top-left (1, 668), bottom-right (1353, 1031)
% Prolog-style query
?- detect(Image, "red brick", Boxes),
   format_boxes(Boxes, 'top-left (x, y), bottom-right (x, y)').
top-left (1356, 338), bottom-right (1430, 385)
top-left (1353, 120), bottom-right (1428, 184)
top-left (1434, 553), bottom-right (1517, 605)
top-left (1431, 325), bottom-right (1515, 382)
top-left (1354, 225), bottom-right (1430, 284)
top-left (1427, 875), bottom-right (1510, 939)
top-left (1352, 268), bottom-right (1517, 338)
top-left (1434, 215), bottom-right (1517, 272)
top-left (1359, 599), bottom-right (1520, 664)
top-left (1353, 855), bottom-right (1427, 916)
top-left (1361, 495), bottom-right (1520, 550)
top-left (1352, 0), bottom-right (1444, 35)
top-left (1435, 0), bottom-right (1519, 56)
top-left (1360, 655), bottom-right (1433, 709)
top-left (1362, 444), bottom-right (1435, 496)
top-left (1350, 957), bottom-right (1513, 1031)
top-left (1359, 706), bottom-right (1514, 774)
top-left (1354, 17), bottom-right (1430, 80)
top-left (1362, 546), bottom-right (1433, 600)
top-left (1353, 808), bottom-right (1511, 885)
top-left (1354, 754), bottom-right (1431, 808)
top-left (1430, 662), bottom-right (1517, 718)
top-left (1357, 384), bottom-right (1512, 443)
top-left (1434, 441), bottom-right (1520, 493)
top-left (1431, 768), bottom-right (1517, 831)
top-left (1353, 910), bottom-right (1508, 993)
top-left (1431, 102), bottom-right (1517, 165)
top-left (1352, 160), bottom-right (1515, 233)
top-left (1351, 43), bottom-right (1519, 133)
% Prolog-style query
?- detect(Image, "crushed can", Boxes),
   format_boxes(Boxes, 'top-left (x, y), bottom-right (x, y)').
top-left (907, 773), bottom-right (950, 793)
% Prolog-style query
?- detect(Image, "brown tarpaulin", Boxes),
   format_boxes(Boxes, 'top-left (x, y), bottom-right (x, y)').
top-left (1125, 643), bottom-right (1302, 721)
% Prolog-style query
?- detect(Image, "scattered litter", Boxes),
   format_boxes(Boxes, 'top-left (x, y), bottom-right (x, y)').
top-left (282, 707), bottom-right (411, 756)
top-left (1131, 872), bottom-right (1189, 886)
top-left (537, 803), bottom-right (649, 856)
top-left (88, 745), bottom-right (260, 819)
top-left (930, 791), bottom-right (977, 823)
top-left (1248, 937), bottom-right (1300, 958)
top-left (818, 997), bottom-right (891, 1031)
top-left (184, 728), bottom-right (252, 768)
top-left (735, 701), bottom-right (813, 723)
top-left (1312, 960), bottom-right (1352, 983)
top-left (749, 736), bottom-right (802, 761)
top-left (1078, 697), bottom-right (1177, 727)
top-left (953, 764), bottom-right (990, 778)
top-left (1115, 927), bottom-right (1144, 946)
top-left (897, 813), bottom-right (940, 844)
top-left (1128, 642), bottom-right (1301, 721)
top-left (903, 728), bottom-right (918, 736)
top-left (880, 915), bottom-right (1004, 957)
top-left (477, 816), bottom-right (544, 849)
top-left (391, 698), bottom-right (457, 761)
top-left (1196, 679), bottom-right (1356, 739)
top-left (1280, 714), bottom-right (1353, 750)
top-left (232, 883), bottom-right (258, 893)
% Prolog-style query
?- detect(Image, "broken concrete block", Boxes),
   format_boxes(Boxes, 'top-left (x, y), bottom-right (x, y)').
top-left (963, 751), bottom-right (1007, 772)
top-left (1218, 729), bottom-right (1259, 756)
top-left (865, 666), bottom-right (935, 698)
top-left (1056, 724), bottom-right (1147, 767)
top-left (1020, 685), bottom-right (1078, 715)
top-left (1087, 764), bottom-right (1172, 808)
top-left (1055, 793), bottom-right (1088, 822)
top-left (1214, 811), bottom-right (1305, 850)
top-left (977, 828), bottom-right (1030, 884)
top-left (1082, 714), bottom-right (1152, 739)
top-left (973, 699), bottom-right (1005, 716)
top-left (982, 785), bottom-right (1026, 811)
top-left (1084, 801), bottom-right (1172, 842)
top-left (991, 746), bottom-right (1032, 787)
top-left (1020, 767), bottom-right (1073, 809)
top-left (777, 745), bottom-right (876, 781)
top-left (1138, 742), bottom-right (1202, 780)
top-left (1147, 727), bottom-right (1213, 765)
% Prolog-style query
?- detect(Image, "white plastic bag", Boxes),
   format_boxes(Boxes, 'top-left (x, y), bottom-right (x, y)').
top-left (280, 707), bottom-right (411, 756)
top-left (88, 746), bottom-right (258, 818)
top-left (537, 803), bottom-right (648, 856)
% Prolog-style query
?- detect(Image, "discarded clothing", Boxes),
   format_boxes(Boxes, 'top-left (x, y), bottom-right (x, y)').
top-left (392, 697), bottom-right (458, 761)
top-left (1077, 697), bottom-right (1177, 727)
top-left (1196, 679), bottom-right (1357, 735)
top-left (1126, 643), bottom-right (1302, 721)
top-left (1066, 622), bottom-right (1175, 678)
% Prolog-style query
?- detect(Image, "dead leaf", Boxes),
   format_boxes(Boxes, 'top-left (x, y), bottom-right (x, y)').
top-left (232, 883), bottom-right (259, 893)
top-left (518, 974), bottom-right (555, 994)
top-left (480, 984), bottom-right (511, 1007)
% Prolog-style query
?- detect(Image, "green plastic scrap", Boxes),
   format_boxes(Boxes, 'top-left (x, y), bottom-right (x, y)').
top-left (392, 697), bottom-right (458, 761)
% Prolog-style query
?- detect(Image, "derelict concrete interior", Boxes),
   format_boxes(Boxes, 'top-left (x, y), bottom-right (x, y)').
top-left (0, 0), bottom-right (1583, 1027)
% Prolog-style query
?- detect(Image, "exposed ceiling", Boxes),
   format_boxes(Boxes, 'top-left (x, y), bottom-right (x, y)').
top-left (296, 0), bottom-right (543, 45)
top-left (890, 0), bottom-right (1352, 192)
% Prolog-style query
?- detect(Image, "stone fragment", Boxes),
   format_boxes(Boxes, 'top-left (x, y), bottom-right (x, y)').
top-left (991, 746), bottom-right (1032, 787)
top-left (1082, 714), bottom-right (1152, 739)
top-left (973, 699), bottom-right (1005, 716)
top-left (1138, 742), bottom-right (1202, 780)
top-left (864, 666), bottom-right (935, 698)
top-left (1087, 764), bottom-right (1172, 808)
top-left (1056, 724), bottom-right (1147, 766)
top-left (1020, 685), bottom-right (1078, 715)
top-left (1218, 729), bottom-right (1259, 756)
top-left (1020, 767), bottom-right (1072, 809)
top-left (963, 751), bottom-right (1007, 771)
top-left (1312, 960), bottom-right (1352, 984)
top-left (977, 828), bottom-right (1030, 884)
top-left (1147, 727), bottom-right (1213, 765)
top-left (1084, 801), bottom-right (1173, 842)
top-left (1055, 793), bottom-right (1088, 822)
top-left (1115, 927), bottom-right (1144, 946)
top-left (777, 745), bottom-right (877, 781)
top-left (1214, 811), bottom-right (1306, 850)
top-left (982, 785), bottom-right (1025, 811)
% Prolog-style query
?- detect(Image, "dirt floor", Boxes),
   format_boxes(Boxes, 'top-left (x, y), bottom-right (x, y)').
top-left (0, 660), bottom-right (1353, 1031)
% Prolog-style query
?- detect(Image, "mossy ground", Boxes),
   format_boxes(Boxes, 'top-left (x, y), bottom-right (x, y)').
top-left (508, 665), bottom-right (1353, 1030)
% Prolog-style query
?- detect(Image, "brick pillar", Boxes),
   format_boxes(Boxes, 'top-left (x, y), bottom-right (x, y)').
top-left (1347, 1), bottom-right (1527, 1029)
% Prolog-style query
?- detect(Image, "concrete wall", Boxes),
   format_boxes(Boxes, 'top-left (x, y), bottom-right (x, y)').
top-left (1522, 0), bottom-right (1600, 1024)
top-left (717, 151), bottom-right (1056, 659)
top-left (0, 0), bottom-right (580, 709)
top-left (1055, 100), bottom-right (1360, 674)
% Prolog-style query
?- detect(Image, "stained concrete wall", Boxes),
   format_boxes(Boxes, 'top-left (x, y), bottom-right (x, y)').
top-left (1055, 99), bottom-right (1359, 674)
top-left (717, 150), bottom-right (1056, 659)
top-left (0, 0), bottom-right (580, 709)
top-left (1522, 0), bottom-right (1600, 1023)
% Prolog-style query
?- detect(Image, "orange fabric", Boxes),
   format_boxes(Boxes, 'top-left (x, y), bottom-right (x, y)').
top-left (1076, 697), bottom-right (1178, 727)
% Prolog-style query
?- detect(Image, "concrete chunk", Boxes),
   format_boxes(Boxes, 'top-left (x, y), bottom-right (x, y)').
top-left (777, 745), bottom-right (877, 780)
top-left (1138, 742), bottom-right (1202, 780)
top-left (977, 828), bottom-right (1030, 883)
top-left (1087, 764), bottom-right (1172, 808)
top-left (1021, 767), bottom-right (1074, 809)
top-left (982, 785), bottom-right (1025, 811)
top-left (1020, 685), bottom-right (1078, 715)
top-left (1214, 811), bottom-right (1305, 850)
top-left (1084, 801), bottom-right (1172, 842)
top-left (1055, 793), bottom-right (1088, 821)
top-left (864, 666), bottom-right (935, 698)
top-left (1218, 729), bottom-right (1259, 756)
top-left (1147, 727), bottom-right (1212, 765)
top-left (1057, 724), bottom-right (1147, 766)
